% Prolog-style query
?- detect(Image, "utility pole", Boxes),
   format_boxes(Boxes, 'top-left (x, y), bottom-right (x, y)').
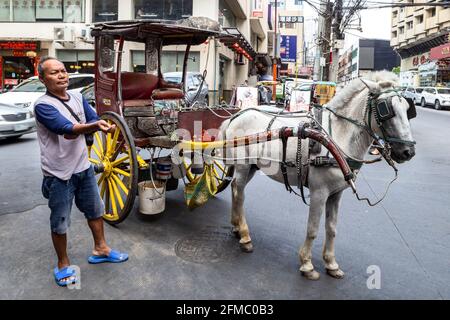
top-left (272, 0), bottom-right (278, 101)
top-left (330, 0), bottom-right (344, 82)
top-left (321, 1), bottom-right (333, 81)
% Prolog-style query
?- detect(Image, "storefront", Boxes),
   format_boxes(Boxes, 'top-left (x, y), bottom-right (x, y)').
top-left (418, 62), bottom-right (437, 87)
top-left (0, 41), bottom-right (40, 91)
top-left (430, 43), bottom-right (450, 87)
top-left (57, 50), bottom-right (95, 74)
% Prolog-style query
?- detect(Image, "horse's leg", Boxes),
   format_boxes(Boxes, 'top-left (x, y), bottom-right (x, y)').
top-left (231, 165), bottom-right (257, 253)
top-left (299, 192), bottom-right (326, 280)
top-left (323, 190), bottom-right (345, 279)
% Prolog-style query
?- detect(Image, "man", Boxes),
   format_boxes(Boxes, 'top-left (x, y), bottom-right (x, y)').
top-left (34, 57), bottom-right (128, 287)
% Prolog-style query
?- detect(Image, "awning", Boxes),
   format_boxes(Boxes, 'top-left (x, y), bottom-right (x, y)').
top-left (430, 42), bottom-right (450, 60)
top-left (219, 27), bottom-right (257, 61)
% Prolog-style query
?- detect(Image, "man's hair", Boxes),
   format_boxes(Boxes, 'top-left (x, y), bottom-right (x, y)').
top-left (38, 56), bottom-right (60, 78)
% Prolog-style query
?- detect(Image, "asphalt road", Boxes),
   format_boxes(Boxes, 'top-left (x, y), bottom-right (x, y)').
top-left (0, 105), bottom-right (449, 299)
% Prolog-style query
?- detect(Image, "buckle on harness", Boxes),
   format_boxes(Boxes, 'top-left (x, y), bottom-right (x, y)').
top-left (311, 156), bottom-right (334, 167)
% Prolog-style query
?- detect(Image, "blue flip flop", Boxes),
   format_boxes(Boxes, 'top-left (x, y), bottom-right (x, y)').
top-left (54, 267), bottom-right (77, 287)
top-left (88, 249), bottom-right (128, 264)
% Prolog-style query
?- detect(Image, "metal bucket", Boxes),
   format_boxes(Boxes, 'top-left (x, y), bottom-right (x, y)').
top-left (138, 181), bottom-right (165, 215)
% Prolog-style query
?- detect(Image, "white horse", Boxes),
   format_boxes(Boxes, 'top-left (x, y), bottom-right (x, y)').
top-left (219, 71), bottom-right (416, 280)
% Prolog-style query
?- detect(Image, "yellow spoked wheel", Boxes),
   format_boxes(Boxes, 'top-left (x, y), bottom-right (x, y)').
top-left (88, 112), bottom-right (138, 225)
top-left (183, 157), bottom-right (234, 194)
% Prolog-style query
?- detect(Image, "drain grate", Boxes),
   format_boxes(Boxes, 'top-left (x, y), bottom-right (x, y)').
top-left (175, 226), bottom-right (237, 264)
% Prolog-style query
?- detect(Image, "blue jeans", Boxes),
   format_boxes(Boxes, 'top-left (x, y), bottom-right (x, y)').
top-left (42, 166), bottom-right (104, 235)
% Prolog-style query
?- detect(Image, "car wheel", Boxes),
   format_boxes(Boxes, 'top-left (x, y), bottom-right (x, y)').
top-left (434, 100), bottom-right (442, 110)
top-left (421, 98), bottom-right (426, 108)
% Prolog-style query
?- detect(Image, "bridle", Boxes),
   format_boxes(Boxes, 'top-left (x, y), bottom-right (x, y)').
top-left (323, 83), bottom-right (417, 206)
top-left (325, 86), bottom-right (417, 161)
top-left (367, 89), bottom-right (417, 147)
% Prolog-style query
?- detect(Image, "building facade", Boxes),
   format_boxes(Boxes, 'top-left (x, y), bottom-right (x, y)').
top-left (272, 0), bottom-right (305, 77)
top-left (0, 0), bottom-right (277, 102)
top-left (390, 0), bottom-right (450, 87)
top-left (338, 39), bottom-right (400, 84)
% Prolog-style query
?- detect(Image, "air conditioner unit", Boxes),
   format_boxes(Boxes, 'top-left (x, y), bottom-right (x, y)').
top-left (54, 26), bottom-right (74, 42)
top-left (75, 27), bottom-right (93, 42)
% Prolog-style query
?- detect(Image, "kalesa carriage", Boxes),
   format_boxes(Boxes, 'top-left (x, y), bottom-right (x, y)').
top-left (87, 17), bottom-right (390, 226)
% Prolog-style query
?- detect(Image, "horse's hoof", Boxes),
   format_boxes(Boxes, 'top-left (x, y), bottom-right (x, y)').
top-left (240, 242), bottom-right (253, 253)
top-left (301, 270), bottom-right (320, 281)
top-left (326, 268), bottom-right (345, 279)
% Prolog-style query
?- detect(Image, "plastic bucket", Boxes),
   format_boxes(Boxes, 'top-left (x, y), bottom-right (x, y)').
top-left (156, 158), bottom-right (172, 180)
top-left (138, 181), bottom-right (165, 215)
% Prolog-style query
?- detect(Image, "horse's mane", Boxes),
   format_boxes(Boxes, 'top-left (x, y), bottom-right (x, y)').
top-left (327, 70), bottom-right (399, 111)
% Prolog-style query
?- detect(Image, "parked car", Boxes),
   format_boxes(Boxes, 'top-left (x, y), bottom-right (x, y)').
top-left (0, 73), bottom-right (95, 112)
top-left (403, 86), bottom-right (424, 105)
top-left (0, 103), bottom-right (36, 140)
top-left (420, 87), bottom-right (450, 110)
top-left (163, 72), bottom-right (209, 104)
top-left (80, 83), bottom-right (95, 108)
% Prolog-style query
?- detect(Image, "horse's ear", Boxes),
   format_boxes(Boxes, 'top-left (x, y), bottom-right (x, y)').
top-left (360, 79), bottom-right (380, 93)
top-left (378, 80), bottom-right (396, 89)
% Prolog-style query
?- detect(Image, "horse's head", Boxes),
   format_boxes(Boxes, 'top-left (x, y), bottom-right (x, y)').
top-left (363, 77), bottom-right (416, 163)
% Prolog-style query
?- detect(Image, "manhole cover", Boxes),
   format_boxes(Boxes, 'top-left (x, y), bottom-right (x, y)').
top-left (175, 227), bottom-right (236, 264)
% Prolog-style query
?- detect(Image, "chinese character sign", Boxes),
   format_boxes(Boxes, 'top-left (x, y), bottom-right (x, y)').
top-left (280, 35), bottom-right (297, 63)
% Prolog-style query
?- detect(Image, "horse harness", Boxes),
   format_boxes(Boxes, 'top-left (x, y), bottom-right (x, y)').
top-left (278, 87), bottom-right (417, 206)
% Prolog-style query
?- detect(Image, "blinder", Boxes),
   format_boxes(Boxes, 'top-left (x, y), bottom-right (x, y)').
top-left (375, 98), bottom-right (395, 122)
top-left (405, 97), bottom-right (417, 120)
top-left (374, 95), bottom-right (417, 123)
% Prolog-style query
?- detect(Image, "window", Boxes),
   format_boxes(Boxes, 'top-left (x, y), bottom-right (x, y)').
top-left (67, 76), bottom-right (94, 90)
top-left (427, 8), bottom-right (436, 18)
top-left (36, 0), bottom-right (63, 20)
top-left (92, 0), bottom-right (117, 22)
top-left (393, 10), bottom-right (397, 18)
top-left (392, 31), bottom-right (397, 38)
top-left (219, 0), bottom-right (236, 27)
top-left (399, 26), bottom-right (404, 34)
top-left (415, 15), bottom-right (423, 24)
top-left (58, 50), bottom-right (95, 73)
top-left (0, 0), bottom-right (10, 21)
top-left (2, 0), bottom-right (83, 22)
top-left (13, 0), bottom-right (35, 22)
top-left (135, 0), bottom-right (192, 20)
top-left (12, 79), bottom-right (46, 92)
top-left (63, 0), bottom-right (84, 23)
top-left (406, 21), bottom-right (413, 29)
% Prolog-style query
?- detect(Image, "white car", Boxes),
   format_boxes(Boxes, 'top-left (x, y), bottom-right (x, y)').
top-left (403, 87), bottom-right (424, 105)
top-left (0, 103), bottom-right (36, 140)
top-left (420, 87), bottom-right (450, 110)
top-left (0, 73), bottom-right (94, 112)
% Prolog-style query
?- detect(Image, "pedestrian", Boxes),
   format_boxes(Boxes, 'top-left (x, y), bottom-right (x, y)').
top-left (34, 57), bottom-right (128, 287)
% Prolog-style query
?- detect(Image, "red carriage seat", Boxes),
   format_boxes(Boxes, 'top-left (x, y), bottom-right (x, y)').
top-left (103, 72), bottom-right (184, 107)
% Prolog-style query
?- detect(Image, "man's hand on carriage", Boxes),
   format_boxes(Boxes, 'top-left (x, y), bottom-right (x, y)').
top-left (96, 120), bottom-right (116, 134)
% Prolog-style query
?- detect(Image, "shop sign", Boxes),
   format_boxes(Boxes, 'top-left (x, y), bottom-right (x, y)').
top-left (280, 35), bottom-right (297, 63)
top-left (412, 54), bottom-right (428, 66)
top-left (13, 51), bottom-right (26, 57)
top-left (430, 43), bottom-right (450, 60)
top-left (4, 79), bottom-right (19, 85)
top-left (0, 41), bottom-right (39, 51)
